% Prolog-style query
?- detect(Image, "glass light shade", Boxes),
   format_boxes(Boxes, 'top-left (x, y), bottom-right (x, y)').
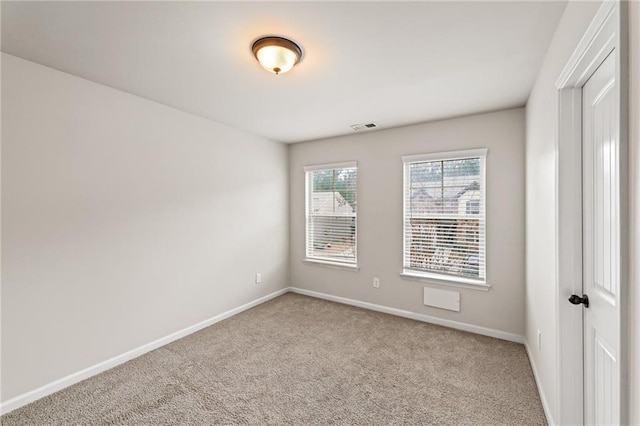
top-left (256, 45), bottom-right (297, 74)
top-left (252, 37), bottom-right (302, 75)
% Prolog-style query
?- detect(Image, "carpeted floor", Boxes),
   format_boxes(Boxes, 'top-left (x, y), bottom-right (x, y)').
top-left (2, 293), bottom-right (547, 425)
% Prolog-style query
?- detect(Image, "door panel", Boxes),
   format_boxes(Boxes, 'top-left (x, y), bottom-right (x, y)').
top-left (594, 332), bottom-right (617, 425)
top-left (582, 50), bottom-right (620, 425)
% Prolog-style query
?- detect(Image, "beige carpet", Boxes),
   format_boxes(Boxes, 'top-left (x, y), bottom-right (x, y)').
top-left (2, 293), bottom-right (546, 425)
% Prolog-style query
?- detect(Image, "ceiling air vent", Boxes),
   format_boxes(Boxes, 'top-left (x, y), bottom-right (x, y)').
top-left (350, 122), bottom-right (378, 131)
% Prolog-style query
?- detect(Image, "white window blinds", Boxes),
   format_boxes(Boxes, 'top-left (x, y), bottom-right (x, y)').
top-left (402, 149), bottom-right (487, 282)
top-left (305, 162), bottom-right (357, 265)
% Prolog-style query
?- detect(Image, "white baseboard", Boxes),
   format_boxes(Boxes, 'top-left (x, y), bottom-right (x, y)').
top-left (288, 287), bottom-right (524, 344)
top-left (2, 286), bottom-right (527, 415)
top-left (0, 288), bottom-right (289, 415)
top-left (524, 341), bottom-right (555, 426)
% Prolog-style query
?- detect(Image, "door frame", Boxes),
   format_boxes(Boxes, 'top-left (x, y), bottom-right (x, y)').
top-left (555, 1), bottom-right (629, 424)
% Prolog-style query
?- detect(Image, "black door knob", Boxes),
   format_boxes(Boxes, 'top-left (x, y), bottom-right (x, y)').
top-left (568, 294), bottom-right (589, 308)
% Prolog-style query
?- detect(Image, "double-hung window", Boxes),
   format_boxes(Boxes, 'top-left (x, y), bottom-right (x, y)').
top-left (305, 162), bottom-right (357, 266)
top-left (402, 149), bottom-right (487, 286)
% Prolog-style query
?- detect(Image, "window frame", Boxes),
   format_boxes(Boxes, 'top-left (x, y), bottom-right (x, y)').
top-left (400, 148), bottom-right (489, 290)
top-left (304, 161), bottom-right (358, 268)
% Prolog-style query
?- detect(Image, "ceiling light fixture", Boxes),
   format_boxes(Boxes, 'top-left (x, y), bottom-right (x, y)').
top-left (252, 36), bottom-right (302, 75)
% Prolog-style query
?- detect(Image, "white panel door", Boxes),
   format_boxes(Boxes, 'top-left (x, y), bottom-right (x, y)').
top-left (582, 50), bottom-right (620, 425)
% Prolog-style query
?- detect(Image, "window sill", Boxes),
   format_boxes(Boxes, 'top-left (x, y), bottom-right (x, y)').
top-left (303, 259), bottom-right (360, 272)
top-left (399, 270), bottom-right (491, 291)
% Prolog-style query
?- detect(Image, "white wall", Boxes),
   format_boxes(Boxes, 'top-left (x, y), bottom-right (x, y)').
top-left (524, 1), bottom-right (603, 423)
top-left (290, 108), bottom-right (526, 336)
top-left (629, 1), bottom-right (640, 423)
top-left (1, 54), bottom-right (289, 402)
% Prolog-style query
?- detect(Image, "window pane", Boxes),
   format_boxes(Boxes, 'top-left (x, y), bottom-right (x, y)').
top-left (410, 162), bottom-right (442, 185)
top-left (341, 191), bottom-right (357, 213)
top-left (404, 153), bottom-right (485, 281)
top-left (407, 218), bottom-right (481, 278)
top-left (410, 188), bottom-right (442, 215)
top-left (308, 216), bottom-right (356, 261)
top-left (313, 170), bottom-right (333, 191)
top-left (443, 158), bottom-right (480, 178)
top-left (306, 165), bottom-right (357, 264)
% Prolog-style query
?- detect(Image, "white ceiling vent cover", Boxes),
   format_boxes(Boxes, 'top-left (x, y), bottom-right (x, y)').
top-left (350, 122), bottom-right (378, 131)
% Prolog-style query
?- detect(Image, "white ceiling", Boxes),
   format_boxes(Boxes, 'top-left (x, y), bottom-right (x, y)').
top-left (2, 1), bottom-right (567, 143)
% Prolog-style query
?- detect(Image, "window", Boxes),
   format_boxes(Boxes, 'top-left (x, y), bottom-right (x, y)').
top-left (305, 162), bottom-right (357, 266)
top-left (402, 149), bottom-right (487, 285)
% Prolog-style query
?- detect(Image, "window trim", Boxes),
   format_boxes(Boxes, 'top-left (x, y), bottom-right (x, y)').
top-left (401, 148), bottom-right (488, 287)
top-left (304, 162), bottom-right (358, 267)
top-left (401, 148), bottom-right (488, 164)
top-left (399, 270), bottom-right (491, 291)
top-left (303, 259), bottom-right (360, 271)
top-left (303, 161), bottom-right (357, 172)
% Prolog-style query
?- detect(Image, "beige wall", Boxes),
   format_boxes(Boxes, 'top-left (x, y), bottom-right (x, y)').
top-left (1, 54), bottom-right (289, 401)
top-left (290, 108), bottom-right (526, 336)
top-left (629, 1), bottom-right (639, 423)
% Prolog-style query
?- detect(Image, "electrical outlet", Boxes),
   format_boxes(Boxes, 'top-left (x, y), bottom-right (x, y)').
top-left (537, 329), bottom-right (542, 350)
top-left (255, 273), bottom-right (262, 284)
top-left (373, 277), bottom-right (380, 288)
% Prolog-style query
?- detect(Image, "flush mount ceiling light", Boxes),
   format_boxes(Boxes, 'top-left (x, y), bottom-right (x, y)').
top-left (251, 36), bottom-right (302, 75)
